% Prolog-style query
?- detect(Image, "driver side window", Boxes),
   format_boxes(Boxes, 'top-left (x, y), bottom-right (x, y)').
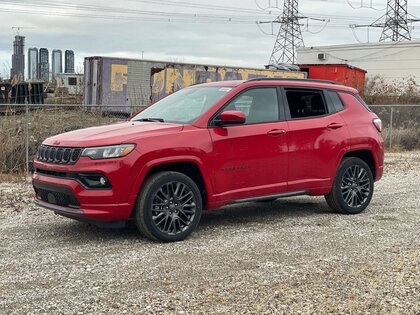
top-left (224, 88), bottom-right (279, 124)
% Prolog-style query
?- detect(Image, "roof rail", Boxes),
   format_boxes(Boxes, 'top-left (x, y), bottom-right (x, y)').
top-left (245, 77), bottom-right (338, 85)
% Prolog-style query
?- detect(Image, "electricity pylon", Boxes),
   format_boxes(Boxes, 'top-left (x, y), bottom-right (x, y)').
top-left (268, 0), bottom-right (305, 65)
top-left (350, 0), bottom-right (420, 42)
top-left (380, 0), bottom-right (411, 41)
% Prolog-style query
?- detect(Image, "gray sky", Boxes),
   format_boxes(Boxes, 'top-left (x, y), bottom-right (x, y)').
top-left (1, 0), bottom-right (420, 78)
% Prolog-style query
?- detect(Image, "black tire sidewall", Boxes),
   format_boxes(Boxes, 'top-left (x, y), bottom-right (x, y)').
top-left (137, 172), bottom-right (202, 242)
top-left (334, 157), bottom-right (374, 214)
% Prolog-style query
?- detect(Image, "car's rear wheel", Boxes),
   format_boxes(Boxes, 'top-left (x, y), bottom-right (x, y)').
top-left (325, 157), bottom-right (374, 214)
top-left (134, 171), bottom-right (202, 242)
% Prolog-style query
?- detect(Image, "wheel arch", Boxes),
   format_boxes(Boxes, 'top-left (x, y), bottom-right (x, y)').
top-left (129, 156), bottom-right (212, 215)
top-left (341, 149), bottom-right (376, 179)
top-left (145, 162), bottom-right (208, 205)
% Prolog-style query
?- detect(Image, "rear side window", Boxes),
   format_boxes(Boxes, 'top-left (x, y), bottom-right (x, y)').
top-left (285, 90), bottom-right (327, 119)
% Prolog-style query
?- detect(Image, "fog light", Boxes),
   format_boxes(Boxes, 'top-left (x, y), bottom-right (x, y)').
top-left (76, 173), bottom-right (112, 189)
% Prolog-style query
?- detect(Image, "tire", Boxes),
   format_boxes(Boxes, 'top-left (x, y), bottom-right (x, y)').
top-left (134, 171), bottom-right (202, 242)
top-left (325, 157), bottom-right (374, 214)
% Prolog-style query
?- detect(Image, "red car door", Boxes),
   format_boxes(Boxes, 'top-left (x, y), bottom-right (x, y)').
top-left (208, 87), bottom-right (289, 201)
top-left (283, 88), bottom-right (350, 192)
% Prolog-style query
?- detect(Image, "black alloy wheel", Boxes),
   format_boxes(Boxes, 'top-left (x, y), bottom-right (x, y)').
top-left (150, 181), bottom-right (197, 235)
top-left (340, 164), bottom-right (371, 208)
top-left (135, 171), bottom-right (202, 242)
top-left (325, 157), bottom-right (374, 214)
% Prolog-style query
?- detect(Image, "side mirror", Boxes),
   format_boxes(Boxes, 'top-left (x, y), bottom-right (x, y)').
top-left (215, 110), bottom-right (246, 126)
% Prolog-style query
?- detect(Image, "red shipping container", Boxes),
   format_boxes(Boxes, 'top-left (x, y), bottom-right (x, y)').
top-left (298, 64), bottom-right (367, 92)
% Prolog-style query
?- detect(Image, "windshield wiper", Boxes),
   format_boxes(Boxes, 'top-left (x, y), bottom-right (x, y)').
top-left (134, 117), bottom-right (164, 122)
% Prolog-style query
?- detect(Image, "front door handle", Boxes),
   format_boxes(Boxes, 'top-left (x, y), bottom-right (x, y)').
top-left (327, 123), bottom-right (343, 129)
top-left (267, 129), bottom-right (286, 136)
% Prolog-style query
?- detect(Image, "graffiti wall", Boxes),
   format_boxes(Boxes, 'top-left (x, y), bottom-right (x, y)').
top-left (84, 56), bottom-right (306, 108)
top-left (151, 65), bottom-right (305, 102)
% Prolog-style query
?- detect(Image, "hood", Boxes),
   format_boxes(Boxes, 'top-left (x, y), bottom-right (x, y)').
top-left (43, 121), bottom-right (184, 147)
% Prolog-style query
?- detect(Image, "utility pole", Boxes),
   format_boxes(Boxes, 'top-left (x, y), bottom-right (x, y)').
top-left (350, 0), bottom-right (420, 42)
top-left (268, 0), bottom-right (304, 65)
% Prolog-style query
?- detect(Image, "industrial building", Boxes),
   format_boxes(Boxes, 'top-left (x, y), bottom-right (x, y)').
top-left (11, 35), bottom-right (25, 81)
top-left (83, 56), bottom-right (305, 107)
top-left (56, 73), bottom-right (83, 95)
top-left (297, 40), bottom-right (420, 82)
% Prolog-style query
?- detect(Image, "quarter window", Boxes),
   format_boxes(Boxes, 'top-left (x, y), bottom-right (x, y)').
top-left (327, 91), bottom-right (345, 112)
top-left (285, 90), bottom-right (327, 119)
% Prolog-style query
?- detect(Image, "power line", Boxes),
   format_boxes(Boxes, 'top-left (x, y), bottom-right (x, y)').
top-left (0, 0), bottom-right (403, 27)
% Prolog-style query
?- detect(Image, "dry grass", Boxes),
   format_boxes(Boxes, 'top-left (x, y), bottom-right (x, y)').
top-left (364, 75), bottom-right (420, 105)
top-left (370, 105), bottom-right (420, 151)
top-left (0, 106), bottom-right (130, 173)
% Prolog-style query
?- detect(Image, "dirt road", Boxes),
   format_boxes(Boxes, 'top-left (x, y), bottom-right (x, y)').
top-left (1, 152), bottom-right (419, 314)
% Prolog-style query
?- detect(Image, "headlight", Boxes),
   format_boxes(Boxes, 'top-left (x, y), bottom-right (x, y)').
top-left (81, 144), bottom-right (136, 160)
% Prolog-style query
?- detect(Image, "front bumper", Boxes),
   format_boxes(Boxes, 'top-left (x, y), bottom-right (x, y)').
top-left (33, 173), bottom-right (135, 222)
top-left (32, 152), bottom-right (143, 222)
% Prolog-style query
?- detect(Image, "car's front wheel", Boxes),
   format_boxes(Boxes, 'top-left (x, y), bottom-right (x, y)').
top-left (134, 171), bottom-right (202, 242)
top-left (325, 157), bottom-right (374, 214)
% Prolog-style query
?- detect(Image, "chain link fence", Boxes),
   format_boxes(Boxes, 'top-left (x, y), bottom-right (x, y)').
top-left (0, 103), bottom-right (419, 173)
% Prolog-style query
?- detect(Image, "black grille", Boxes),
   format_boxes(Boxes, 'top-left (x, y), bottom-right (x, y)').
top-left (37, 145), bottom-right (82, 164)
top-left (34, 187), bottom-right (80, 208)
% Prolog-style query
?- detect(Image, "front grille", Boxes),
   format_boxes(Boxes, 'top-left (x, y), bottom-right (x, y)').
top-left (37, 145), bottom-right (83, 164)
top-left (34, 187), bottom-right (80, 208)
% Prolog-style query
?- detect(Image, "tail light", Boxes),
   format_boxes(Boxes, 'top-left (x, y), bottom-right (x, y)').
top-left (373, 118), bottom-right (382, 132)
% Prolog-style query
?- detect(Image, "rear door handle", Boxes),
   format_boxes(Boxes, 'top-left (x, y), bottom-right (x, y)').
top-left (267, 129), bottom-right (286, 136)
top-left (327, 123), bottom-right (343, 129)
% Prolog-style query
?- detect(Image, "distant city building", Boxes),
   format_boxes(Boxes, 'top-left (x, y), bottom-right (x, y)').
top-left (39, 48), bottom-right (49, 81)
top-left (11, 35), bottom-right (25, 80)
top-left (64, 50), bottom-right (75, 73)
top-left (28, 48), bottom-right (39, 80)
top-left (51, 49), bottom-right (62, 80)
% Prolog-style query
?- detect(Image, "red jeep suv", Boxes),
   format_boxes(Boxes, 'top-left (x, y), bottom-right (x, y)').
top-left (33, 78), bottom-right (384, 242)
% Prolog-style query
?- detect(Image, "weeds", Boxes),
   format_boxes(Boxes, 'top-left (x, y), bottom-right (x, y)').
top-left (364, 75), bottom-right (420, 105)
top-left (0, 106), bottom-right (131, 173)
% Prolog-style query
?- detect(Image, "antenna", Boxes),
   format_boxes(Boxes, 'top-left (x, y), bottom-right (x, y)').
top-left (11, 26), bottom-right (36, 35)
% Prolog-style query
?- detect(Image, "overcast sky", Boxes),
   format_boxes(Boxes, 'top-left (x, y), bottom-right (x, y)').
top-left (1, 0), bottom-right (420, 78)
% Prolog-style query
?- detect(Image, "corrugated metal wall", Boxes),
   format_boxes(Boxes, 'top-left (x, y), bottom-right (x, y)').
top-left (84, 56), bottom-right (305, 108)
top-left (126, 60), bottom-right (165, 106)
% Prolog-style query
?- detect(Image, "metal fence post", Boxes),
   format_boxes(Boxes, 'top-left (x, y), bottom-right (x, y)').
top-left (389, 106), bottom-right (394, 152)
top-left (25, 103), bottom-right (30, 172)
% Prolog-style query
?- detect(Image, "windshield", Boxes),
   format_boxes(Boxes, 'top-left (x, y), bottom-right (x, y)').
top-left (131, 86), bottom-right (233, 124)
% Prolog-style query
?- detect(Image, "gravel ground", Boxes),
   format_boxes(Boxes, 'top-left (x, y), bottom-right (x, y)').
top-left (0, 152), bottom-right (419, 314)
